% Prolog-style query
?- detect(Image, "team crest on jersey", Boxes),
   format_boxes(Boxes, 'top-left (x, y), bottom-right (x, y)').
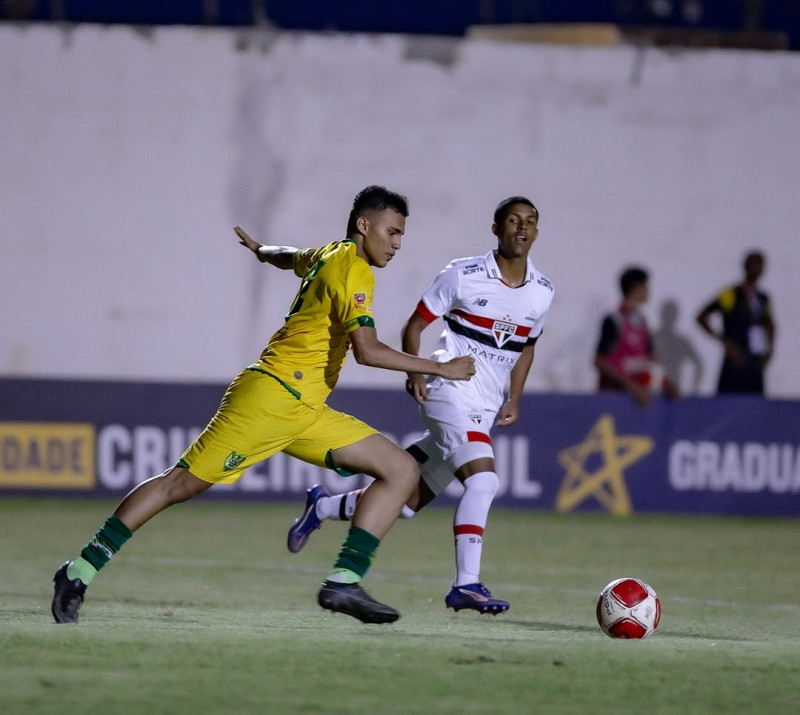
top-left (492, 320), bottom-right (516, 347)
top-left (353, 293), bottom-right (366, 306)
top-left (223, 451), bottom-right (246, 471)
top-left (468, 408), bottom-right (482, 425)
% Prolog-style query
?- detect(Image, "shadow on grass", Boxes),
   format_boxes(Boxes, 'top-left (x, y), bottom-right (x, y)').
top-left (504, 619), bottom-right (753, 642)
top-left (503, 619), bottom-right (597, 634)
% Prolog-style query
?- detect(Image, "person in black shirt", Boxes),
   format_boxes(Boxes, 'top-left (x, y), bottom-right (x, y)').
top-left (696, 251), bottom-right (776, 395)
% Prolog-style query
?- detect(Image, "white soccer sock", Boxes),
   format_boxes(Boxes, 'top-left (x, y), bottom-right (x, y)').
top-left (316, 489), bottom-right (364, 521)
top-left (400, 505), bottom-right (416, 519)
top-left (453, 471), bottom-right (499, 586)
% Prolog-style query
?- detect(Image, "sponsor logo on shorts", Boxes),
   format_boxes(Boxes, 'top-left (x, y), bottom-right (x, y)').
top-left (223, 451), bottom-right (246, 471)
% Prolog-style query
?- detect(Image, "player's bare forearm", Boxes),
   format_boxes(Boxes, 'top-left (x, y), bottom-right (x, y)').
top-left (400, 310), bottom-right (429, 375)
top-left (351, 327), bottom-right (474, 380)
top-left (233, 226), bottom-right (297, 270)
top-left (354, 338), bottom-right (449, 375)
top-left (498, 344), bottom-right (534, 426)
top-left (508, 344), bottom-right (535, 402)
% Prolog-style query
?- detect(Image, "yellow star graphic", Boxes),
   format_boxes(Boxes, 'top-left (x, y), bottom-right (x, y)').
top-left (555, 414), bottom-right (654, 516)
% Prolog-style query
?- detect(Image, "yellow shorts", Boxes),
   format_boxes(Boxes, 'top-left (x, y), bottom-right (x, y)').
top-left (179, 367), bottom-right (378, 484)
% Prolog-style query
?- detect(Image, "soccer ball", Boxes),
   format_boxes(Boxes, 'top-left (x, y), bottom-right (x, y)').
top-left (596, 577), bottom-right (661, 639)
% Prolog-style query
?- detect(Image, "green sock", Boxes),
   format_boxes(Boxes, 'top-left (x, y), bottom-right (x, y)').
top-left (66, 515), bottom-right (132, 586)
top-left (326, 568), bottom-right (360, 584)
top-left (327, 526), bottom-right (380, 582)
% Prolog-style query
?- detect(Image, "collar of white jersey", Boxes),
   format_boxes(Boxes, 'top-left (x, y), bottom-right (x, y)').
top-left (483, 249), bottom-right (536, 287)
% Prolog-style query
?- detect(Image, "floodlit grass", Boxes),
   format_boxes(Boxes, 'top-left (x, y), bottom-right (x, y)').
top-left (2, 498), bottom-right (799, 713)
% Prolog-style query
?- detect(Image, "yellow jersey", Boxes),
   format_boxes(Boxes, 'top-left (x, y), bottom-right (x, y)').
top-left (254, 239), bottom-right (375, 407)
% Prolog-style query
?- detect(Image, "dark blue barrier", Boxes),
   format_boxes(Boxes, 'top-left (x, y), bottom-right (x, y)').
top-left (7, 2), bottom-right (800, 50)
top-left (1, 377), bottom-right (798, 516)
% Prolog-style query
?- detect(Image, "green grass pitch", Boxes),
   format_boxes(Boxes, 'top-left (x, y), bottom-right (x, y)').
top-left (1, 498), bottom-right (799, 713)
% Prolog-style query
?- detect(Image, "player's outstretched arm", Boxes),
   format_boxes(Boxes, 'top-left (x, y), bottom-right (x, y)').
top-left (401, 310), bottom-right (432, 403)
top-left (350, 325), bottom-right (474, 381)
top-left (497, 343), bottom-right (535, 426)
top-left (233, 226), bottom-right (298, 270)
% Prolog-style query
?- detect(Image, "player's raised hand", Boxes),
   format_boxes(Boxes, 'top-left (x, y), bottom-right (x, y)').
top-left (439, 355), bottom-right (475, 381)
top-left (234, 226), bottom-right (260, 254)
top-left (405, 373), bottom-right (428, 404)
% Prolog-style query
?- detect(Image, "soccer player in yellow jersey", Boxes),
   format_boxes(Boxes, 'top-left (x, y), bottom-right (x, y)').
top-left (51, 186), bottom-right (475, 625)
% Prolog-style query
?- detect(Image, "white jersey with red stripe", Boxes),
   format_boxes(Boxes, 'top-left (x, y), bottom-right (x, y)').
top-left (417, 249), bottom-right (554, 412)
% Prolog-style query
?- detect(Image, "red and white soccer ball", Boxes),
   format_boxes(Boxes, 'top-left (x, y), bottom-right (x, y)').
top-left (596, 577), bottom-right (661, 639)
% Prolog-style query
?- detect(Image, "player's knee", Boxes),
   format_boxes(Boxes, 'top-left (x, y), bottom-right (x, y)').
top-left (394, 450), bottom-right (421, 491)
top-left (464, 471), bottom-right (499, 501)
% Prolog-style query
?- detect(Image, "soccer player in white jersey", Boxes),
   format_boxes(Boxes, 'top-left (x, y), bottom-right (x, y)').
top-left (288, 196), bottom-right (554, 614)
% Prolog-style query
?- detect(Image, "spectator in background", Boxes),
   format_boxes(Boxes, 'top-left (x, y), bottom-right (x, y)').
top-left (696, 250), bottom-right (775, 395)
top-left (595, 266), bottom-right (678, 406)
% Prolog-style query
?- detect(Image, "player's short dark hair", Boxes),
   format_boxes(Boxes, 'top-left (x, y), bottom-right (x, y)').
top-left (743, 250), bottom-right (765, 269)
top-left (619, 266), bottom-right (649, 297)
top-left (346, 185), bottom-right (409, 236)
top-left (493, 196), bottom-right (539, 225)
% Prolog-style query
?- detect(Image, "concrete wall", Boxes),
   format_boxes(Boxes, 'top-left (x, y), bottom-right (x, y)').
top-left (2, 25), bottom-right (798, 396)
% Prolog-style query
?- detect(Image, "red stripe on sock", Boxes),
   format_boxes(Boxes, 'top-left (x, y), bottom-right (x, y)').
top-left (454, 524), bottom-right (484, 537)
top-left (466, 431), bottom-right (492, 445)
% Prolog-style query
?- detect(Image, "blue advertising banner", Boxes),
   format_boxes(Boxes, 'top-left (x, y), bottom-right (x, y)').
top-left (1, 378), bottom-right (798, 516)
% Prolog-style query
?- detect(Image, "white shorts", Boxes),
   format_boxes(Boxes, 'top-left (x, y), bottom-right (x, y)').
top-left (409, 382), bottom-right (499, 496)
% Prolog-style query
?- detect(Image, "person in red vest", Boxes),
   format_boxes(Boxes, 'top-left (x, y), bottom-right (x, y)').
top-left (595, 266), bottom-right (678, 406)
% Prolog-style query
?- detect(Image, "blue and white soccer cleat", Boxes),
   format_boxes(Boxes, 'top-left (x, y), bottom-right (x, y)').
top-left (445, 582), bottom-right (510, 615)
top-left (287, 485), bottom-right (330, 553)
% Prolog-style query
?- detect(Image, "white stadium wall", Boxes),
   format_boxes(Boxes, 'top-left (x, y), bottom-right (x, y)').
top-left (1, 25), bottom-right (798, 397)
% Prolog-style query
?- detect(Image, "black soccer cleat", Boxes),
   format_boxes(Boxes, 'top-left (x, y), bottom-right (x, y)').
top-left (51, 561), bottom-right (87, 624)
top-left (317, 580), bottom-right (400, 624)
